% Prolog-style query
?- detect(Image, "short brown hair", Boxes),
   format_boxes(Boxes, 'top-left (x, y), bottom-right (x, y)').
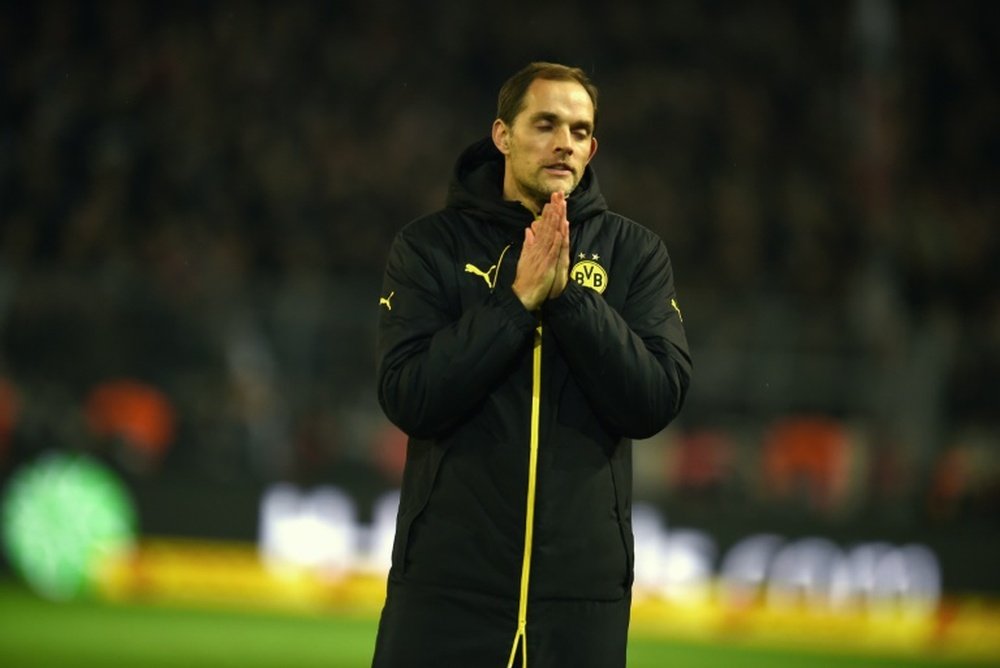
top-left (496, 62), bottom-right (599, 129)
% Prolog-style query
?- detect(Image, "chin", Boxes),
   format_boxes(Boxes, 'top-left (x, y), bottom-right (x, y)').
top-left (556, 182), bottom-right (578, 196)
top-left (541, 178), bottom-right (576, 194)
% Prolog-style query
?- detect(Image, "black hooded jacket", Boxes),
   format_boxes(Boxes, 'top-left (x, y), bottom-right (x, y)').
top-left (375, 137), bottom-right (691, 607)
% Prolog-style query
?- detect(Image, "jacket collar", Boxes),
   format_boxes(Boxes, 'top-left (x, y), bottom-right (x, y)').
top-left (446, 137), bottom-right (607, 230)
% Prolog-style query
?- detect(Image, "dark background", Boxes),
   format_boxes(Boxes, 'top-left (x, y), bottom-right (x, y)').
top-left (1, 1), bottom-right (998, 593)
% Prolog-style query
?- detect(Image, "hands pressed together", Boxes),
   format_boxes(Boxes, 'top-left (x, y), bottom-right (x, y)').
top-left (512, 192), bottom-right (571, 311)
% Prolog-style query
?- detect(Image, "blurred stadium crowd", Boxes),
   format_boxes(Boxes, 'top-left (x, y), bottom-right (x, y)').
top-left (0, 1), bottom-right (998, 541)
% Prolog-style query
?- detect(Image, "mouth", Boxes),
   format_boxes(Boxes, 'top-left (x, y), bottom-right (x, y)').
top-left (543, 162), bottom-right (574, 177)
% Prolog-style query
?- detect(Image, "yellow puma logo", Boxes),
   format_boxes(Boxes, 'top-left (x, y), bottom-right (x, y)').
top-left (671, 297), bottom-right (683, 321)
top-left (464, 245), bottom-right (511, 290)
top-left (464, 262), bottom-right (498, 289)
top-left (379, 291), bottom-right (395, 311)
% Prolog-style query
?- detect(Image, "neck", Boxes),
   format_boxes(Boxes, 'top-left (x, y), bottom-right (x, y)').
top-left (510, 196), bottom-right (542, 216)
top-left (501, 174), bottom-right (543, 216)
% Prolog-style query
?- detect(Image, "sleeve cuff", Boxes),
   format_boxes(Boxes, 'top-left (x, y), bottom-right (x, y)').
top-left (542, 280), bottom-right (588, 319)
top-left (496, 286), bottom-right (540, 331)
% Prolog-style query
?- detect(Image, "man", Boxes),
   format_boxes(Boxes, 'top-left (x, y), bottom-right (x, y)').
top-left (372, 62), bottom-right (691, 668)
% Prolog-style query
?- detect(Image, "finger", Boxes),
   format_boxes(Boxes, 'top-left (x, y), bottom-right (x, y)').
top-left (548, 202), bottom-right (565, 235)
top-left (551, 191), bottom-right (565, 213)
top-left (544, 213), bottom-right (564, 253)
top-left (545, 225), bottom-right (563, 260)
top-left (529, 217), bottom-right (556, 257)
top-left (558, 220), bottom-right (570, 261)
top-left (524, 226), bottom-right (536, 246)
top-left (534, 210), bottom-right (557, 246)
top-left (538, 203), bottom-right (556, 229)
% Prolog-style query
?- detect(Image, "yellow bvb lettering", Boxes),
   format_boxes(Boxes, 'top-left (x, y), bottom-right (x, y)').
top-left (570, 259), bottom-right (608, 294)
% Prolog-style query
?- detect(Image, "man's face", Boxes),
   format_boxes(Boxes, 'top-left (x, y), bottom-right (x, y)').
top-left (493, 78), bottom-right (598, 212)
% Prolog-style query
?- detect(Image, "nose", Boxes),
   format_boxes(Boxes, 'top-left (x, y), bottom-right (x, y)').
top-left (553, 125), bottom-right (574, 155)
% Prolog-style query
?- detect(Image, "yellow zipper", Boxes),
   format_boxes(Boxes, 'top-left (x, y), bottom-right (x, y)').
top-left (506, 322), bottom-right (543, 668)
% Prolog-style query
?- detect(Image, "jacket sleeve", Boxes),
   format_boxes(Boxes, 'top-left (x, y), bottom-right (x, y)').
top-left (542, 237), bottom-right (691, 439)
top-left (376, 225), bottom-right (537, 438)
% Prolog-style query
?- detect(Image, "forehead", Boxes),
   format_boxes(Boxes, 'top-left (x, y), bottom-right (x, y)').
top-left (517, 78), bottom-right (595, 124)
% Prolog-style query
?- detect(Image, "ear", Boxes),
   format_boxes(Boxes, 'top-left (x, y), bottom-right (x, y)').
top-left (492, 119), bottom-right (511, 155)
top-left (586, 136), bottom-right (598, 164)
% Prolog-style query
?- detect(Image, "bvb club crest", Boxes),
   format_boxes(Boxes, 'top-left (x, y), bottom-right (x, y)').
top-left (570, 253), bottom-right (608, 294)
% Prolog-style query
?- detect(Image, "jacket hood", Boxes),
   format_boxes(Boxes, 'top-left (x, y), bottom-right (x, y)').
top-left (446, 137), bottom-right (607, 230)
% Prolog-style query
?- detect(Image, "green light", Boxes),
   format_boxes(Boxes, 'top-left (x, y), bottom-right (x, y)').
top-left (1, 452), bottom-right (136, 600)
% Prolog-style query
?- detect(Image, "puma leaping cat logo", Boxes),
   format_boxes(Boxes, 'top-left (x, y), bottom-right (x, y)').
top-left (464, 263), bottom-right (498, 289)
top-left (464, 245), bottom-right (512, 290)
top-left (379, 291), bottom-right (395, 311)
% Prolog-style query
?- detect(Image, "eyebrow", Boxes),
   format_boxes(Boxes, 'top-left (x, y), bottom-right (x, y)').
top-left (529, 111), bottom-right (594, 134)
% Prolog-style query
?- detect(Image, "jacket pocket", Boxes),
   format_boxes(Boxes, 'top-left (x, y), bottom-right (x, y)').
top-left (607, 448), bottom-right (635, 588)
top-left (391, 440), bottom-right (446, 576)
top-left (558, 374), bottom-right (634, 590)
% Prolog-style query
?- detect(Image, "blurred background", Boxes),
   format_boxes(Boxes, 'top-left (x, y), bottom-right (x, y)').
top-left (1, 0), bottom-right (998, 665)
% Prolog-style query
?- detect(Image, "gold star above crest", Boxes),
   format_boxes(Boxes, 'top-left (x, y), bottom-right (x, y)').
top-left (578, 252), bottom-right (586, 259)
top-left (591, 253), bottom-right (600, 260)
